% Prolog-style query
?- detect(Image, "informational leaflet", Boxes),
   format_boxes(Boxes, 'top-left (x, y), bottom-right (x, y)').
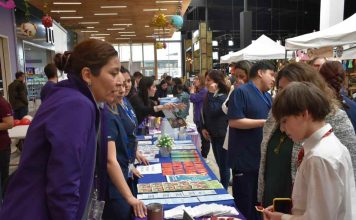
top-left (166, 174), bottom-right (211, 182)
top-left (141, 197), bottom-right (200, 205)
top-left (137, 190), bottom-right (216, 200)
top-left (137, 140), bottom-right (152, 145)
top-left (136, 163), bottom-right (162, 175)
top-left (137, 180), bottom-right (224, 193)
top-left (197, 194), bottom-right (234, 202)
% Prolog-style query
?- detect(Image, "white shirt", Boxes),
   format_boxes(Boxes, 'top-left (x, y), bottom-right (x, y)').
top-left (282, 123), bottom-right (356, 220)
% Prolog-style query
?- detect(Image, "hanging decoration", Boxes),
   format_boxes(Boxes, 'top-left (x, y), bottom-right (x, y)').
top-left (156, 42), bottom-right (167, 49)
top-left (0, 0), bottom-right (16, 9)
top-left (41, 1), bottom-right (53, 28)
top-left (171, 1), bottom-right (183, 30)
top-left (20, 0), bottom-right (37, 37)
top-left (151, 13), bottom-right (169, 28)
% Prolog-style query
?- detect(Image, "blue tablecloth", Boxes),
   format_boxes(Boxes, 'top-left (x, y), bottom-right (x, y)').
top-left (135, 135), bottom-right (246, 220)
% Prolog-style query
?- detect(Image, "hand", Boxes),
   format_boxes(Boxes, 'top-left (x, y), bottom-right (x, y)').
top-left (127, 197), bottom-right (147, 218)
top-left (202, 129), bottom-right (211, 141)
top-left (136, 152), bottom-right (149, 165)
top-left (175, 103), bottom-right (186, 110)
top-left (190, 86), bottom-right (195, 94)
top-left (162, 103), bottom-right (175, 110)
top-left (263, 206), bottom-right (284, 220)
top-left (132, 167), bottom-right (143, 179)
top-left (208, 83), bottom-right (218, 93)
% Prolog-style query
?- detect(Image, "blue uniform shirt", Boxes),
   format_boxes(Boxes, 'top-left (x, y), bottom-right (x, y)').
top-left (227, 81), bottom-right (272, 171)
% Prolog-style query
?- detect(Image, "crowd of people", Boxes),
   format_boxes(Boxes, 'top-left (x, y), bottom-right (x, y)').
top-left (0, 38), bottom-right (355, 220)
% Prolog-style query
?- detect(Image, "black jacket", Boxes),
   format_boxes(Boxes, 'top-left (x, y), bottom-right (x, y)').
top-left (129, 94), bottom-right (164, 125)
top-left (8, 80), bottom-right (28, 110)
top-left (202, 92), bottom-right (228, 138)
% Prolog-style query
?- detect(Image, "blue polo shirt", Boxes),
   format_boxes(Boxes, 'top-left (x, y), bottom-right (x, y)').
top-left (227, 81), bottom-right (272, 172)
top-left (106, 106), bottom-right (130, 199)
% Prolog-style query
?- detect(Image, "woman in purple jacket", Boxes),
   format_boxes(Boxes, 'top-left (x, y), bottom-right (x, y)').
top-left (190, 74), bottom-right (210, 159)
top-left (0, 39), bottom-right (120, 220)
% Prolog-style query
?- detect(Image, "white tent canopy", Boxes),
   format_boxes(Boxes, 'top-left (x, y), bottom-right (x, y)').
top-left (220, 34), bottom-right (291, 64)
top-left (285, 13), bottom-right (356, 50)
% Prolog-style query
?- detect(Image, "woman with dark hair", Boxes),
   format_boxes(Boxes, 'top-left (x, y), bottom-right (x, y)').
top-left (319, 61), bottom-right (356, 132)
top-left (201, 69), bottom-right (230, 189)
top-left (190, 74), bottom-right (210, 160)
top-left (129, 76), bottom-right (177, 126)
top-left (0, 39), bottom-right (120, 219)
top-left (257, 63), bottom-right (356, 208)
top-left (154, 80), bottom-right (168, 101)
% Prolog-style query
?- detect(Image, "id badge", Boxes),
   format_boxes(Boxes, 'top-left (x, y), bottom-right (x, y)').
top-left (87, 198), bottom-right (105, 220)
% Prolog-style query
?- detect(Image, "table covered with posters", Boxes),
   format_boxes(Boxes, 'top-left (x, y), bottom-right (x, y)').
top-left (134, 135), bottom-right (246, 220)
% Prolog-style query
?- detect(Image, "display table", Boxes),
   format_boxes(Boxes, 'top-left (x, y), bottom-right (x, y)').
top-left (135, 136), bottom-right (246, 220)
top-left (8, 125), bottom-right (29, 139)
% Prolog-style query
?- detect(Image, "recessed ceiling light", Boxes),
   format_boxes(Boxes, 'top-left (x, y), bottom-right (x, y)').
top-left (60, 16), bottom-right (83, 19)
top-left (143, 8), bottom-right (167, 12)
top-left (53, 2), bottom-right (82, 5)
top-left (156, 0), bottom-right (182, 3)
top-left (100, 5), bottom-right (127, 8)
top-left (113, 24), bottom-right (132, 26)
top-left (107, 28), bottom-right (125, 31)
top-left (94, 13), bottom-right (118, 16)
top-left (91, 34), bottom-right (110, 36)
top-left (146, 36), bottom-right (155, 38)
top-left (79, 22), bottom-right (99, 24)
top-left (116, 37), bottom-right (130, 40)
top-left (90, 36), bottom-right (105, 39)
top-left (118, 31), bottom-right (135, 34)
top-left (154, 28), bottom-right (170, 31)
top-left (51, 10), bottom-right (76, 13)
top-left (145, 25), bottom-right (150, 28)
top-left (120, 34), bottom-right (136, 37)
top-left (81, 30), bottom-right (98, 33)
top-left (86, 27), bottom-right (94, 29)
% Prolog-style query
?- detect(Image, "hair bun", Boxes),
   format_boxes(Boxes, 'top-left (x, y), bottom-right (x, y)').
top-left (54, 51), bottom-right (71, 72)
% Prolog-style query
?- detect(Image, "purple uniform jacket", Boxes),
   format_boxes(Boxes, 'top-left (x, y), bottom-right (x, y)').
top-left (0, 75), bottom-right (100, 220)
top-left (189, 87), bottom-right (207, 126)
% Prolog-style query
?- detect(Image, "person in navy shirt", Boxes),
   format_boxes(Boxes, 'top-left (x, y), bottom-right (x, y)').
top-left (40, 63), bottom-right (58, 101)
top-left (228, 61), bottom-right (276, 220)
top-left (0, 39), bottom-right (120, 220)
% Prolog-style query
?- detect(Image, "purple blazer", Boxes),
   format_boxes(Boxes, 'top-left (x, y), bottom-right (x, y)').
top-left (0, 75), bottom-right (100, 220)
top-left (189, 87), bottom-right (207, 126)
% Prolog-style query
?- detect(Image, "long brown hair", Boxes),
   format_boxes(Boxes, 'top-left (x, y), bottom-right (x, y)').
top-left (206, 69), bottom-right (229, 94)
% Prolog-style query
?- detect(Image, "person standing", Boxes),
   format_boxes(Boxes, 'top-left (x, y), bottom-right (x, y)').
top-left (190, 74), bottom-right (210, 160)
top-left (0, 39), bottom-right (120, 220)
top-left (0, 95), bottom-right (14, 190)
top-left (8, 71), bottom-right (28, 119)
top-left (228, 61), bottom-right (275, 220)
top-left (40, 63), bottom-right (58, 102)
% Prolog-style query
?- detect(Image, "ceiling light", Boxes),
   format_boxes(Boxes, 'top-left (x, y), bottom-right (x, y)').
top-left (156, 0), bottom-right (182, 3)
top-left (120, 34), bottom-right (136, 37)
top-left (51, 10), bottom-right (76, 13)
top-left (228, 40), bottom-right (234, 46)
top-left (145, 25), bottom-right (150, 28)
top-left (154, 28), bottom-right (170, 31)
top-left (113, 24), bottom-right (132, 26)
top-left (100, 5), bottom-right (127, 8)
top-left (146, 36), bottom-right (155, 38)
top-left (118, 31), bottom-right (135, 34)
top-left (90, 37), bottom-right (105, 39)
top-left (81, 30), bottom-right (98, 33)
top-left (143, 8), bottom-right (167, 12)
top-left (91, 34), bottom-right (110, 36)
top-left (53, 2), bottom-right (82, 5)
top-left (86, 27), bottom-right (94, 29)
top-left (60, 16), bottom-right (83, 19)
top-left (212, 40), bottom-right (218, 46)
top-left (116, 37), bottom-right (130, 40)
top-left (79, 22), bottom-right (99, 24)
top-left (107, 28), bottom-right (125, 31)
top-left (94, 13), bottom-right (118, 16)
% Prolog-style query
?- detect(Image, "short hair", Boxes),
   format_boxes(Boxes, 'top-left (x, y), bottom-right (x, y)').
top-left (15, 71), bottom-right (25, 79)
top-left (133, 71), bottom-right (143, 79)
top-left (165, 75), bottom-right (172, 82)
top-left (120, 66), bottom-right (130, 75)
top-left (249, 61), bottom-right (276, 79)
top-left (272, 81), bottom-right (331, 123)
top-left (44, 63), bottom-right (58, 79)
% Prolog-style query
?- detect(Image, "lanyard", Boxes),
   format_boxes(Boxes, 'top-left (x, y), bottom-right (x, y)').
top-left (121, 99), bottom-right (137, 127)
top-left (249, 81), bottom-right (272, 108)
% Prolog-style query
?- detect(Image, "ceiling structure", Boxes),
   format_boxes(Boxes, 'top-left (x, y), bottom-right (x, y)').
top-left (27, 0), bottom-right (191, 43)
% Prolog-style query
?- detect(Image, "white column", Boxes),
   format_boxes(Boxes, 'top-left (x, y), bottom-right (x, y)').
top-left (320, 0), bottom-right (345, 30)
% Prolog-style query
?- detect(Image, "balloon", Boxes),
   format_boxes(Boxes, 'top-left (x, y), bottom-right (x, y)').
top-left (14, 119), bottom-right (21, 126)
top-left (20, 118), bottom-right (31, 125)
top-left (42, 15), bottom-right (53, 28)
top-left (171, 15), bottom-right (183, 29)
top-left (23, 115), bottom-right (33, 121)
